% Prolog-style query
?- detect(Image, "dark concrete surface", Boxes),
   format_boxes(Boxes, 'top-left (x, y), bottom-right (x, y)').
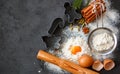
top-left (0, 0), bottom-right (120, 74)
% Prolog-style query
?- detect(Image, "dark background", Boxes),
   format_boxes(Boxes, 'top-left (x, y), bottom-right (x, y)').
top-left (0, 0), bottom-right (120, 74)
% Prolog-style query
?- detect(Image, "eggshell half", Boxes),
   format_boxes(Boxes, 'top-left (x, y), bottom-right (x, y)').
top-left (103, 59), bottom-right (115, 70)
top-left (92, 60), bottom-right (103, 71)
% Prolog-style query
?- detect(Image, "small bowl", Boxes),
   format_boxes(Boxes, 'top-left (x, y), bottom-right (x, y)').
top-left (88, 27), bottom-right (117, 55)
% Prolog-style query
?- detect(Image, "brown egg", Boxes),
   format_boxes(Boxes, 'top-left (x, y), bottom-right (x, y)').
top-left (78, 54), bottom-right (94, 67)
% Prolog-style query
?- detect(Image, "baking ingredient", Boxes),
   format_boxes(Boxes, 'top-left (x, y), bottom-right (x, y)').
top-left (60, 37), bottom-right (91, 63)
top-left (82, 27), bottom-right (89, 34)
top-left (37, 50), bottom-right (99, 74)
top-left (92, 33), bottom-right (114, 51)
top-left (92, 60), bottom-right (103, 71)
top-left (78, 54), bottom-right (94, 67)
top-left (70, 46), bottom-right (82, 54)
top-left (78, 18), bottom-right (85, 25)
top-left (44, 62), bottom-right (65, 73)
top-left (103, 59), bottom-right (115, 70)
top-left (81, 0), bottom-right (106, 23)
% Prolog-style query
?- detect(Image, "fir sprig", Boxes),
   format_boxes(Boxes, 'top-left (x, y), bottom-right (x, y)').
top-left (72, 0), bottom-right (83, 9)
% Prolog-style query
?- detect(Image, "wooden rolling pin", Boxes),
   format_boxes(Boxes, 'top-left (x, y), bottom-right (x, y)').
top-left (37, 50), bottom-right (99, 74)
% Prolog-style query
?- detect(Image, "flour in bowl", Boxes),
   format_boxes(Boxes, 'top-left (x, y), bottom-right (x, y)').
top-left (92, 33), bottom-right (114, 51)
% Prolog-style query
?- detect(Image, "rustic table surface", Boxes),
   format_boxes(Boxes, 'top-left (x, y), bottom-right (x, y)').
top-left (0, 0), bottom-right (120, 74)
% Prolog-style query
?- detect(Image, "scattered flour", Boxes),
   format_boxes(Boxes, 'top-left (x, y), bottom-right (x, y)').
top-left (44, 62), bottom-right (66, 74)
top-left (38, 68), bottom-right (42, 73)
top-left (60, 37), bottom-right (91, 63)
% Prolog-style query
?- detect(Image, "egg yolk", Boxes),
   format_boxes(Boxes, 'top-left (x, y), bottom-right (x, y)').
top-left (70, 46), bottom-right (82, 55)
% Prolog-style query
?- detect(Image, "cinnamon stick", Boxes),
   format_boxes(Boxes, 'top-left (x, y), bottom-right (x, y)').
top-left (85, 7), bottom-right (106, 20)
top-left (86, 9), bottom-right (106, 23)
top-left (37, 50), bottom-right (99, 74)
top-left (81, 5), bottom-right (93, 15)
top-left (84, 5), bottom-right (101, 19)
top-left (96, 0), bottom-right (104, 3)
top-left (86, 14), bottom-right (96, 24)
top-left (81, 0), bottom-right (106, 24)
top-left (84, 2), bottom-right (105, 16)
top-left (81, 0), bottom-right (105, 15)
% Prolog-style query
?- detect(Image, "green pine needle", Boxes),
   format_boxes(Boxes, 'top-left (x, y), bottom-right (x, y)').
top-left (72, 0), bottom-right (83, 9)
top-left (86, 0), bottom-right (90, 6)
